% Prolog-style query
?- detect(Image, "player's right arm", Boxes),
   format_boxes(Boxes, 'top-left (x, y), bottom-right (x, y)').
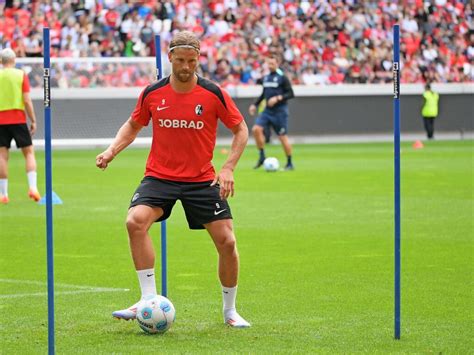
top-left (22, 73), bottom-right (37, 135)
top-left (97, 86), bottom-right (150, 169)
top-left (96, 117), bottom-right (143, 170)
top-left (249, 86), bottom-right (265, 116)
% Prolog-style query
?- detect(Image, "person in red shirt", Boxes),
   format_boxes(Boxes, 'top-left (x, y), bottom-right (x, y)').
top-left (0, 48), bottom-right (41, 204)
top-left (96, 31), bottom-right (250, 328)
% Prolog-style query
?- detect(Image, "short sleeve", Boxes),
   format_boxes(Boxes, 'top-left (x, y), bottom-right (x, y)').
top-left (217, 89), bottom-right (244, 129)
top-left (131, 88), bottom-right (151, 126)
top-left (22, 73), bottom-right (30, 92)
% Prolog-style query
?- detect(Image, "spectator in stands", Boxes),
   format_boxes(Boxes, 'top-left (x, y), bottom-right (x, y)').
top-left (1, 0), bottom-right (471, 87)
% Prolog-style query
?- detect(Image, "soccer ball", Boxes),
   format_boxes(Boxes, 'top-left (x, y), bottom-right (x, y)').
top-left (263, 157), bottom-right (280, 172)
top-left (136, 295), bottom-right (176, 334)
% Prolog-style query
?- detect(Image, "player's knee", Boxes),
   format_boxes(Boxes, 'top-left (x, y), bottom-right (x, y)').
top-left (252, 125), bottom-right (263, 134)
top-left (21, 146), bottom-right (34, 156)
top-left (126, 214), bottom-right (147, 236)
top-left (278, 134), bottom-right (289, 142)
top-left (218, 235), bottom-right (237, 255)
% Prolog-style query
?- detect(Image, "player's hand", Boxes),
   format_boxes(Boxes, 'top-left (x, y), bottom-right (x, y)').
top-left (29, 122), bottom-right (36, 135)
top-left (248, 105), bottom-right (257, 116)
top-left (96, 149), bottom-right (115, 170)
top-left (267, 96), bottom-right (278, 107)
top-left (211, 168), bottom-right (234, 200)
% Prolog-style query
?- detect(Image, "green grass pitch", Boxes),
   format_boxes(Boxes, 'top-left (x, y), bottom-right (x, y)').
top-left (0, 140), bottom-right (472, 353)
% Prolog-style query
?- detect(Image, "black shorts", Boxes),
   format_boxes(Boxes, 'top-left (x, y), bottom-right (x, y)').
top-left (0, 124), bottom-right (32, 149)
top-left (129, 176), bottom-right (233, 230)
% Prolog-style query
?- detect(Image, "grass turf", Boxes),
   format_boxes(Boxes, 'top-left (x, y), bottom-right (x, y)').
top-left (0, 140), bottom-right (472, 353)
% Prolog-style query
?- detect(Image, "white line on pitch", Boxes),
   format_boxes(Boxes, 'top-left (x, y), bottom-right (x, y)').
top-left (0, 278), bottom-right (129, 299)
top-left (0, 288), bottom-right (129, 299)
top-left (0, 278), bottom-right (128, 290)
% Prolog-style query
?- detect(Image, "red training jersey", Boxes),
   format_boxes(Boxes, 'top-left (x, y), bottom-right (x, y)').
top-left (131, 76), bottom-right (243, 182)
top-left (0, 72), bottom-right (30, 125)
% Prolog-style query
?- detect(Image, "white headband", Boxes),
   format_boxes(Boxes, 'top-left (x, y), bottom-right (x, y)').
top-left (168, 45), bottom-right (200, 53)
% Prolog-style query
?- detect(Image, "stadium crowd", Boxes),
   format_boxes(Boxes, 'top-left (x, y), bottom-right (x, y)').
top-left (1, 0), bottom-right (472, 88)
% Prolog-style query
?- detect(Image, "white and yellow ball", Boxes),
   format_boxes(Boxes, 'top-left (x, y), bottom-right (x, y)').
top-left (263, 157), bottom-right (280, 172)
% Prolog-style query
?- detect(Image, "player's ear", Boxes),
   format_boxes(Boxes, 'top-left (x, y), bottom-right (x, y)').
top-left (168, 51), bottom-right (172, 62)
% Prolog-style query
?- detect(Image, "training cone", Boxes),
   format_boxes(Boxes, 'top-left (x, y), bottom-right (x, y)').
top-left (412, 140), bottom-right (424, 149)
top-left (38, 191), bottom-right (63, 205)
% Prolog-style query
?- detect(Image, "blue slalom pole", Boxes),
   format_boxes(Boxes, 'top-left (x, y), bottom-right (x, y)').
top-left (161, 219), bottom-right (167, 298)
top-left (43, 27), bottom-right (55, 354)
top-left (393, 24), bottom-right (401, 340)
top-left (154, 34), bottom-right (162, 82)
top-left (154, 34), bottom-right (167, 298)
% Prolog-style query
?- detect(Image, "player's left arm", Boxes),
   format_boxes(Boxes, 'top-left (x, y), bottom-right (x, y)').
top-left (280, 75), bottom-right (295, 101)
top-left (211, 119), bottom-right (249, 199)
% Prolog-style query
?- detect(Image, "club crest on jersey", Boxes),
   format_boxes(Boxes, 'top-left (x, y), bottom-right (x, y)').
top-left (195, 105), bottom-right (203, 116)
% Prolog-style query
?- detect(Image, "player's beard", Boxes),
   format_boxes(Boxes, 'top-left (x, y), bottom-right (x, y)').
top-left (175, 70), bottom-right (194, 83)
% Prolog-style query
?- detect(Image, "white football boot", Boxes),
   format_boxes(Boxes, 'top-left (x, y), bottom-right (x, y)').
top-left (224, 309), bottom-right (251, 328)
top-left (112, 300), bottom-right (142, 321)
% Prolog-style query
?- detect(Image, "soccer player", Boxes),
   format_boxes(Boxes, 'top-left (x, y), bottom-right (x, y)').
top-left (248, 54), bottom-right (295, 170)
top-left (96, 31), bottom-right (251, 328)
top-left (0, 48), bottom-right (41, 204)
